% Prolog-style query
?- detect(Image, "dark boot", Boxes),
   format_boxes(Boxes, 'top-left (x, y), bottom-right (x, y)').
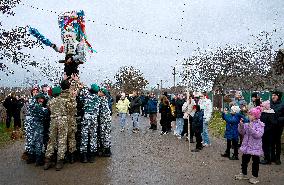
top-left (43, 158), bottom-right (52, 170)
top-left (69, 153), bottom-right (75, 164)
top-left (153, 124), bottom-right (157, 130)
top-left (149, 124), bottom-right (153, 129)
top-left (21, 151), bottom-right (28, 161)
top-left (89, 153), bottom-right (96, 163)
top-left (26, 153), bottom-right (35, 164)
top-left (229, 155), bottom-right (239, 160)
top-left (275, 159), bottom-right (281, 165)
top-left (103, 148), bottom-right (112, 157)
top-left (35, 155), bottom-right (44, 166)
top-left (221, 151), bottom-right (230, 158)
top-left (55, 160), bottom-right (64, 171)
top-left (81, 153), bottom-right (88, 163)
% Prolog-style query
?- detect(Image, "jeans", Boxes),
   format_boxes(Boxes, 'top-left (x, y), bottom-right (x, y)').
top-left (202, 120), bottom-right (210, 144)
top-left (175, 118), bottom-right (184, 136)
top-left (132, 113), bottom-right (139, 129)
top-left (119, 113), bottom-right (127, 128)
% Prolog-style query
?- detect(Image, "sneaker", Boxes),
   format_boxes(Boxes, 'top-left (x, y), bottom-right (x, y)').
top-left (132, 128), bottom-right (139, 133)
top-left (120, 128), bottom-right (125, 132)
top-left (160, 131), bottom-right (164, 135)
top-left (177, 136), bottom-right (182, 139)
top-left (203, 143), bottom-right (209, 147)
top-left (163, 131), bottom-right (168, 135)
top-left (249, 177), bottom-right (259, 184)
top-left (235, 173), bottom-right (249, 180)
top-left (260, 159), bottom-right (271, 165)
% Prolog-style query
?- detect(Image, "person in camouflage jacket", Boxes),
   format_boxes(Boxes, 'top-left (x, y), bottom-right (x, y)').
top-left (30, 93), bottom-right (49, 166)
top-left (80, 83), bottom-right (100, 163)
top-left (98, 88), bottom-right (112, 157)
top-left (24, 86), bottom-right (39, 164)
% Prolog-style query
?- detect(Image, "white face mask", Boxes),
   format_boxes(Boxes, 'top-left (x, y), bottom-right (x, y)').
top-left (63, 30), bottom-right (78, 54)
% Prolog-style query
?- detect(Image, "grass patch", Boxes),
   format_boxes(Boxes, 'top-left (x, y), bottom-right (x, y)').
top-left (0, 122), bottom-right (12, 147)
top-left (209, 111), bottom-right (226, 138)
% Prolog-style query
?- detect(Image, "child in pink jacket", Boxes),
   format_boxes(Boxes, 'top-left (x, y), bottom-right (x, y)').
top-left (235, 106), bottom-right (264, 184)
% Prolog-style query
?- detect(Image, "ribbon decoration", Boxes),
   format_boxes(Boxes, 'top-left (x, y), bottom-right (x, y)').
top-left (29, 27), bottom-right (54, 47)
top-left (59, 10), bottom-right (97, 53)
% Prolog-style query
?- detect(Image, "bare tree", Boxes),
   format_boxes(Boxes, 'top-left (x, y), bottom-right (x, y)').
top-left (181, 30), bottom-right (284, 92)
top-left (114, 66), bottom-right (148, 93)
top-left (0, 1), bottom-right (43, 75)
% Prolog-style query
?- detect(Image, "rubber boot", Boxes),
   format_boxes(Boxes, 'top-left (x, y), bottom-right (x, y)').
top-left (69, 152), bottom-right (75, 164)
top-left (88, 153), bottom-right (96, 163)
top-left (43, 158), bottom-right (52, 170)
top-left (55, 160), bottom-right (64, 171)
top-left (103, 148), bottom-right (112, 157)
top-left (35, 154), bottom-right (44, 166)
top-left (26, 153), bottom-right (35, 164)
top-left (81, 153), bottom-right (88, 163)
top-left (153, 124), bottom-right (157, 130)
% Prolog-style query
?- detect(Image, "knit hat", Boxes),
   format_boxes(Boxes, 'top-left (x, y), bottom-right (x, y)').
top-left (248, 106), bottom-right (262, 119)
top-left (35, 93), bottom-right (46, 100)
top-left (271, 90), bottom-right (282, 100)
top-left (251, 92), bottom-right (258, 98)
top-left (52, 86), bottom-right (62, 96)
top-left (100, 88), bottom-right (108, 95)
top-left (261, 100), bottom-right (270, 110)
top-left (91, 84), bottom-right (100, 93)
top-left (31, 86), bottom-right (39, 92)
top-left (231, 105), bottom-right (240, 114)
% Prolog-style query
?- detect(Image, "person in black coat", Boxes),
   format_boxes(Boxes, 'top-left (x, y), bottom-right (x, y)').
top-left (269, 90), bottom-right (284, 165)
top-left (260, 100), bottom-right (278, 165)
top-left (191, 105), bottom-right (204, 152)
top-left (159, 95), bottom-right (171, 134)
top-left (3, 92), bottom-right (23, 129)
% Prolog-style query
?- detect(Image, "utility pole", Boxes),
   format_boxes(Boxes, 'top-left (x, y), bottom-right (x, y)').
top-left (160, 80), bottom-right (163, 92)
top-left (157, 83), bottom-right (160, 98)
top-left (172, 66), bottom-right (176, 88)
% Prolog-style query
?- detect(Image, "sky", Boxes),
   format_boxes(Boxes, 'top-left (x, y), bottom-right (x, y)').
top-left (1, 0), bottom-right (284, 88)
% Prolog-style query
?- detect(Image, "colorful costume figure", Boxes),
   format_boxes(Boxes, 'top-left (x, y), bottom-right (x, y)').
top-left (52, 10), bottom-right (97, 76)
top-left (80, 84), bottom-right (100, 163)
top-left (29, 10), bottom-right (96, 77)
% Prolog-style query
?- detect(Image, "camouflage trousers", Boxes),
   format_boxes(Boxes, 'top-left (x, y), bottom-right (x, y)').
top-left (98, 116), bottom-right (112, 149)
top-left (24, 116), bottom-right (34, 154)
top-left (67, 115), bottom-right (77, 154)
top-left (30, 121), bottom-right (45, 156)
top-left (45, 116), bottom-right (68, 160)
top-left (80, 114), bottom-right (98, 153)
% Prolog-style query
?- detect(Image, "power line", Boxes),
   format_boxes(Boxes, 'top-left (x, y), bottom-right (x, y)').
top-left (20, 3), bottom-right (196, 44)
